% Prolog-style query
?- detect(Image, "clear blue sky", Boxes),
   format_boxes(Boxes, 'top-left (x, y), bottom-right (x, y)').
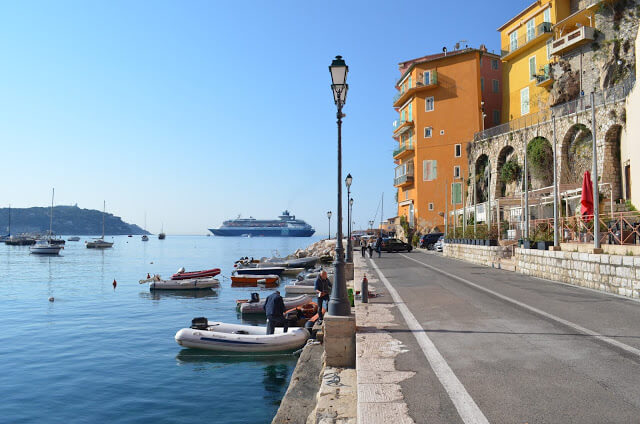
top-left (0, 0), bottom-right (528, 235)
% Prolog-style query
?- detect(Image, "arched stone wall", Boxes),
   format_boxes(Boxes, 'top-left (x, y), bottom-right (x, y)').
top-left (561, 124), bottom-right (593, 185)
top-left (603, 124), bottom-right (623, 201)
top-left (475, 154), bottom-right (489, 203)
top-left (496, 146), bottom-right (519, 197)
top-left (527, 136), bottom-right (554, 189)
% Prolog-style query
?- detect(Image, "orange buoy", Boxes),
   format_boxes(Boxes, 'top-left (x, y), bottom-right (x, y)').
top-left (113, 279), bottom-right (117, 289)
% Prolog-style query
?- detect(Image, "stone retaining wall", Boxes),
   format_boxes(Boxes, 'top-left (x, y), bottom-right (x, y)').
top-left (516, 248), bottom-right (639, 299)
top-left (443, 244), bottom-right (508, 267)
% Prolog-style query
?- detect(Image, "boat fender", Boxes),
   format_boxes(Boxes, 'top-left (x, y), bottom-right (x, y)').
top-left (113, 279), bottom-right (117, 289)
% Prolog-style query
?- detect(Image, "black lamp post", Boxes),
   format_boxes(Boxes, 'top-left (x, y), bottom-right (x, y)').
top-left (328, 55), bottom-right (350, 317)
top-left (369, 220), bottom-right (374, 232)
top-left (345, 174), bottom-right (353, 263)
top-left (327, 211), bottom-right (332, 239)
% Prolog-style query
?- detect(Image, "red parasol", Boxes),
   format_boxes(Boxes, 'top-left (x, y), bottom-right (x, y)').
top-left (580, 171), bottom-right (594, 221)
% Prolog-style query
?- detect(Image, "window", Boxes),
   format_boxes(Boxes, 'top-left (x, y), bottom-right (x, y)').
top-left (423, 71), bottom-right (431, 85)
top-left (454, 144), bottom-right (461, 157)
top-left (493, 110), bottom-right (500, 125)
top-left (408, 103), bottom-right (413, 121)
top-left (481, 77), bottom-right (484, 92)
top-left (408, 76), bottom-right (412, 89)
top-left (425, 96), bottom-right (434, 112)
top-left (451, 183), bottom-right (462, 204)
top-left (492, 79), bottom-right (499, 93)
top-left (428, 203), bottom-right (434, 211)
top-left (424, 127), bottom-right (432, 138)
top-left (544, 8), bottom-right (551, 23)
top-left (440, 130), bottom-right (445, 135)
top-left (510, 30), bottom-right (518, 51)
top-left (404, 191), bottom-right (409, 201)
top-left (529, 56), bottom-right (537, 80)
top-left (526, 18), bottom-right (535, 42)
top-left (453, 166), bottom-right (461, 178)
top-left (546, 39), bottom-right (552, 60)
top-left (423, 160), bottom-right (437, 181)
top-left (521, 87), bottom-right (530, 115)
top-left (491, 59), bottom-right (499, 70)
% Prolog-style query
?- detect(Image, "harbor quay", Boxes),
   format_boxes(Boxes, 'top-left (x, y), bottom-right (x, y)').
top-left (274, 241), bottom-right (640, 423)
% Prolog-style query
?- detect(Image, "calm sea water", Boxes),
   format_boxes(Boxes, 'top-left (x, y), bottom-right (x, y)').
top-left (0, 235), bottom-right (322, 424)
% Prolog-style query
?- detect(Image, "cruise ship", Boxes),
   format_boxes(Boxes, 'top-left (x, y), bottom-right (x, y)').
top-left (208, 211), bottom-right (315, 237)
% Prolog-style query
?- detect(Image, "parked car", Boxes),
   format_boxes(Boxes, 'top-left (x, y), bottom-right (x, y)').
top-left (434, 236), bottom-right (444, 252)
top-left (380, 237), bottom-right (413, 252)
top-left (420, 232), bottom-right (444, 250)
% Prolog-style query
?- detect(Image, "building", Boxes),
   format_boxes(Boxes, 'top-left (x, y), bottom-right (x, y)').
top-left (393, 47), bottom-right (502, 232)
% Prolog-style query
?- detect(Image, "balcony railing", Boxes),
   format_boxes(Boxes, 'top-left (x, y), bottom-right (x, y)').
top-left (393, 70), bottom-right (438, 105)
top-left (393, 144), bottom-right (414, 158)
top-left (394, 174), bottom-right (414, 186)
top-left (473, 77), bottom-right (635, 142)
top-left (535, 64), bottom-right (553, 86)
top-left (394, 162), bottom-right (414, 186)
top-left (550, 26), bottom-right (596, 56)
top-left (501, 22), bottom-right (552, 58)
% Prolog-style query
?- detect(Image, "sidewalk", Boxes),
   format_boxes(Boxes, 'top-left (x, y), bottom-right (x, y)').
top-left (353, 253), bottom-right (416, 424)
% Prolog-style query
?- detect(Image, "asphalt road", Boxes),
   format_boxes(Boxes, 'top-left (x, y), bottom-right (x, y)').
top-left (365, 250), bottom-right (640, 424)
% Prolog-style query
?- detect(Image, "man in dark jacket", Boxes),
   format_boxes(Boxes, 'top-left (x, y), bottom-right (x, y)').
top-left (375, 235), bottom-right (383, 258)
top-left (264, 290), bottom-right (288, 335)
top-left (314, 270), bottom-right (332, 320)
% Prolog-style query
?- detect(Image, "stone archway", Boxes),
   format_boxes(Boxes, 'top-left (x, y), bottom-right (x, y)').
top-left (527, 136), bottom-right (553, 189)
top-left (475, 154), bottom-right (489, 203)
top-left (603, 124), bottom-right (623, 201)
top-left (561, 123), bottom-right (592, 185)
top-left (496, 145), bottom-right (520, 197)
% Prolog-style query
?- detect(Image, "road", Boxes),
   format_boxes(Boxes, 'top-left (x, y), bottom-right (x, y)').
top-left (363, 250), bottom-right (640, 423)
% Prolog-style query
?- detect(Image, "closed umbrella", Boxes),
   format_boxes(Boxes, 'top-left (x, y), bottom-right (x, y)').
top-left (580, 171), bottom-right (594, 221)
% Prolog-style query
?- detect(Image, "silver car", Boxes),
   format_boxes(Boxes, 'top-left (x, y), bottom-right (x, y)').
top-left (434, 236), bottom-right (444, 252)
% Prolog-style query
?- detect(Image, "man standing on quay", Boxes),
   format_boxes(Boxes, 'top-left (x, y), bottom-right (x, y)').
top-left (314, 270), bottom-right (332, 320)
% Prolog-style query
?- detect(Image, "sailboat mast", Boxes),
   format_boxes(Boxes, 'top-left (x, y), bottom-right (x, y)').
top-left (380, 193), bottom-right (384, 236)
top-left (8, 204), bottom-right (10, 237)
top-left (102, 201), bottom-right (106, 239)
top-left (50, 188), bottom-right (54, 239)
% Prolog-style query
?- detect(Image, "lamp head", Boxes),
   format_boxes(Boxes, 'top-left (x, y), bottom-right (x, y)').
top-left (345, 173), bottom-right (353, 187)
top-left (349, 198), bottom-right (354, 206)
top-left (327, 211), bottom-right (332, 219)
top-left (329, 56), bottom-right (349, 105)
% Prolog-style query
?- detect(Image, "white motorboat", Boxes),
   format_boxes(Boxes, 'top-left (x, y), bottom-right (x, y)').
top-left (87, 201), bottom-right (113, 249)
top-left (175, 319), bottom-right (309, 352)
top-left (284, 284), bottom-right (318, 295)
top-left (30, 189), bottom-right (62, 255)
top-left (281, 267), bottom-right (305, 276)
top-left (67, 236), bottom-right (81, 241)
top-left (141, 235), bottom-right (149, 241)
top-left (236, 294), bottom-right (312, 315)
top-left (139, 274), bottom-right (220, 290)
top-left (30, 239), bottom-right (62, 255)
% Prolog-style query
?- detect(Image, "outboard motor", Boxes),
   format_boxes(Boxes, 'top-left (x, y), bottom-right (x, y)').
top-left (190, 317), bottom-right (208, 330)
top-left (250, 293), bottom-right (260, 303)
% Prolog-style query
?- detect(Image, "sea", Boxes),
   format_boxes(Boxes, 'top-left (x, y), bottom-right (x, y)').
top-left (0, 235), bottom-right (323, 424)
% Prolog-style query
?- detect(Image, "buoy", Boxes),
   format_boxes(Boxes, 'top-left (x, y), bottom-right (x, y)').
top-left (113, 279), bottom-right (117, 289)
top-left (48, 297), bottom-right (54, 302)
top-left (147, 273), bottom-right (151, 279)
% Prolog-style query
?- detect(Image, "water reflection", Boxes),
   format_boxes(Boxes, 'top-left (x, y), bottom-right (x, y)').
top-left (175, 349), bottom-right (295, 366)
top-left (263, 364), bottom-right (291, 405)
top-left (139, 289), bottom-right (219, 300)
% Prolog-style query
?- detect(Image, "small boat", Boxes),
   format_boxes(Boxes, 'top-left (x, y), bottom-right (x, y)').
top-left (141, 235), bottom-right (149, 242)
top-left (175, 318), bottom-right (309, 352)
top-left (236, 294), bottom-right (312, 315)
top-left (5, 236), bottom-right (36, 246)
top-left (231, 274), bottom-right (280, 287)
top-left (139, 274), bottom-right (220, 290)
top-left (128, 235), bottom-right (133, 238)
top-left (284, 283), bottom-right (318, 294)
top-left (30, 239), bottom-right (62, 255)
top-left (234, 266), bottom-right (285, 276)
top-left (158, 223), bottom-right (165, 240)
top-left (171, 267), bottom-right (221, 280)
top-left (87, 201), bottom-right (113, 249)
top-left (67, 236), bottom-right (81, 242)
top-left (281, 267), bottom-right (305, 276)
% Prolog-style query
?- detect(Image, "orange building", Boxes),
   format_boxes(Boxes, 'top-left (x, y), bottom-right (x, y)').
top-left (393, 47), bottom-right (502, 231)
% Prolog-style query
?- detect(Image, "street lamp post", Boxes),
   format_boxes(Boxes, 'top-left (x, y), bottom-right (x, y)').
top-left (346, 174), bottom-right (353, 263)
top-left (327, 211), bottom-right (332, 239)
top-left (369, 220), bottom-right (374, 232)
top-left (328, 55), bottom-right (350, 317)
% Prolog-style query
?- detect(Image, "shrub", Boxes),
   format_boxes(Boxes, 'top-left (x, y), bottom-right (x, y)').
top-left (500, 159), bottom-right (521, 184)
top-left (527, 137), bottom-right (553, 183)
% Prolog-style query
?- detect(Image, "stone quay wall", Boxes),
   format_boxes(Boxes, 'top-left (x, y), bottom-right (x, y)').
top-left (516, 248), bottom-right (639, 299)
top-left (443, 244), bottom-right (509, 267)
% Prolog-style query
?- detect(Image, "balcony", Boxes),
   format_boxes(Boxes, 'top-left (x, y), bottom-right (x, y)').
top-left (392, 119), bottom-right (414, 137)
top-left (501, 22), bottom-right (552, 60)
top-left (394, 162), bottom-right (414, 187)
top-left (393, 70), bottom-right (438, 107)
top-left (550, 26), bottom-right (596, 57)
top-left (393, 144), bottom-right (415, 160)
top-left (535, 64), bottom-right (554, 88)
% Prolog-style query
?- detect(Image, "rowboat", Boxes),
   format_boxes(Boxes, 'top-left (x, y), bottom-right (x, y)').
top-left (234, 266), bottom-right (285, 276)
top-left (139, 274), bottom-right (220, 290)
top-left (236, 294), bottom-right (312, 315)
top-left (175, 319), bottom-right (309, 352)
top-left (230, 274), bottom-right (280, 287)
top-left (171, 268), bottom-right (221, 280)
top-left (284, 284), bottom-right (318, 295)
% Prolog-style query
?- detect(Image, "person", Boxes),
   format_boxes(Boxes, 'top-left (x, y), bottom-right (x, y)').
top-left (375, 235), bottom-right (383, 258)
top-left (367, 239), bottom-right (374, 258)
top-left (314, 270), bottom-right (332, 320)
top-left (360, 237), bottom-right (367, 257)
top-left (263, 290), bottom-right (288, 335)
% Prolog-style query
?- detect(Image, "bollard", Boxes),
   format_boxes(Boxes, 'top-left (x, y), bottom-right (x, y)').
top-left (361, 275), bottom-right (368, 304)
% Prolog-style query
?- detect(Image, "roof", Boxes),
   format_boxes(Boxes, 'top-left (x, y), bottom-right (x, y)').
top-left (497, 1), bottom-right (540, 31)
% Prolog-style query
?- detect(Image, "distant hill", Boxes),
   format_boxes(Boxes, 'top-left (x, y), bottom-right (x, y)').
top-left (0, 205), bottom-right (149, 236)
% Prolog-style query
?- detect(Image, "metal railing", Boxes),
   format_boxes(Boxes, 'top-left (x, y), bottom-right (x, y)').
top-left (473, 76), bottom-right (636, 141)
top-left (394, 174), bottom-right (414, 186)
top-left (393, 144), bottom-right (414, 157)
top-left (535, 64), bottom-right (552, 85)
top-left (501, 22), bottom-right (552, 57)
top-left (528, 212), bottom-right (640, 245)
top-left (393, 70), bottom-right (438, 103)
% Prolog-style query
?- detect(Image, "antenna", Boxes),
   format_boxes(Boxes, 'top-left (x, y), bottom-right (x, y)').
top-left (456, 40), bottom-right (468, 51)
top-left (442, 47), bottom-right (447, 56)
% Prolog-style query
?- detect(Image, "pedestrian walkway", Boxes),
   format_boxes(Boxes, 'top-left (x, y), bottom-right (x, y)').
top-left (353, 249), bottom-right (640, 423)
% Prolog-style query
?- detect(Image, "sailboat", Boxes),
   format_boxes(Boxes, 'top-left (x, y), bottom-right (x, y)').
top-left (30, 189), bottom-right (63, 255)
top-left (0, 205), bottom-right (10, 242)
top-left (158, 222), bottom-right (166, 240)
top-left (141, 213), bottom-right (149, 241)
top-left (86, 201), bottom-right (114, 249)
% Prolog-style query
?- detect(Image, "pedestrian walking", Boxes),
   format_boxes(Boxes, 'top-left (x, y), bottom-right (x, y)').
top-left (314, 270), bottom-right (332, 320)
top-left (360, 237), bottom-right (367, 257)
top-left (375, 235), bottom-right (383, 258)
top-left (263, 290), bottom-right (288, 335)
top-left (367, 240), bottom-right (374, 258)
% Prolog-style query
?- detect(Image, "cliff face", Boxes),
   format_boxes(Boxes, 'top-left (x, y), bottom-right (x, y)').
top-left (0, 205), bottom-right (148, 235)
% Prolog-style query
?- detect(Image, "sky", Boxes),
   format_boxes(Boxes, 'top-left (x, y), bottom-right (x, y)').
top-left (0, 0), bottom-right (529, 235)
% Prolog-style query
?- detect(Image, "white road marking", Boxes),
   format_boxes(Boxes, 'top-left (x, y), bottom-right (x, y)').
top-left (400, 253), bottom-right (640, 359)
top-left (369, 258), bottom-right (490, 424)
